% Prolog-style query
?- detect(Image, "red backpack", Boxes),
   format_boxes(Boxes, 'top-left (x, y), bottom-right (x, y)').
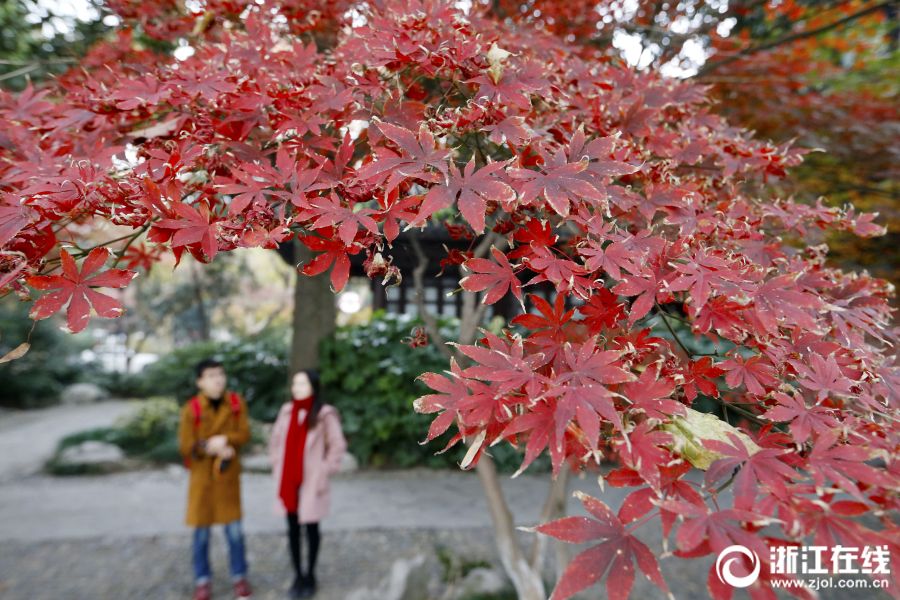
top-left (184, 392), bottom-right (241, 468)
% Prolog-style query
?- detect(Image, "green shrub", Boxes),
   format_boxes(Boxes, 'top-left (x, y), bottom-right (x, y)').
top-left (48, 396), bottom-right (266, 473)
top-left (132, 334), bottom-right (290, 421)
top-left (319, 312), bottom-right (465, 468)
top-left (318, 311), bottom-right (544, 472)
top-left (112, 396), bottom-right (181, 456)
top-left (0, 298), bottom-right (94, 408)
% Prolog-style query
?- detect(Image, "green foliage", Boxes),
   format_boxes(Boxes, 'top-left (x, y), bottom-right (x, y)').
top-left (437, 546), bottom-right (492, 582)
top-left (320, 311), bottom-right (466, 468)
top-left (113, 396), bottom-right (181, 456)
top-left (44, 458), bottom-right (104, 476)
top-left (130, 333), bottom-right (290, 421)
top-left (319, 311), bottom-right (552, 471)
top-left (56, 426), bottom-right (119, 452)
top-left (47, 397), bottom-right (182, 470)
top-left (47, 396), bottom-right (266, 474)
top-left (0, 298), bottom-right (94, 408)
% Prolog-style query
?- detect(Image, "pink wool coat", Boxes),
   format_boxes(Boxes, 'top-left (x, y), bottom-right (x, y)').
top-left (268, 402), bottom-right (347, 523)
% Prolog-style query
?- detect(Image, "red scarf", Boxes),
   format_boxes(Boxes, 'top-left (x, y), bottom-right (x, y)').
top-left (279, 395), bottom-right (314, 513)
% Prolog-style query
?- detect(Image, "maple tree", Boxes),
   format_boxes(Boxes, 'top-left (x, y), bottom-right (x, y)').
top-left (1, 1), bottom-right (900, 599)
top-left (490, 0), bottom-right (900, 282)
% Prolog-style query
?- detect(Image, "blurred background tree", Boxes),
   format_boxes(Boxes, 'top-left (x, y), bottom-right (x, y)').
top-left (0, 0), bottom-right (112, 90)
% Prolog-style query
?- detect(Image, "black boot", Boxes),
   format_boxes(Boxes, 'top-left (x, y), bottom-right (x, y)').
top-left (288, 575), bottom-right (303, 598)
top-left (287, 514), bottom-right (302, 598)
top-left (298, 574), bottom-right (316, 598)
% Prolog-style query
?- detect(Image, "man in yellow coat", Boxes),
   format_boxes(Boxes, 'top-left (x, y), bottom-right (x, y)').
top-left (178, 358), bottom-right (252, 600)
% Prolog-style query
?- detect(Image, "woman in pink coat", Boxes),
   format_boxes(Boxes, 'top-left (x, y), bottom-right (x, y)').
top-left (269, 370), bottom-right (347, 598)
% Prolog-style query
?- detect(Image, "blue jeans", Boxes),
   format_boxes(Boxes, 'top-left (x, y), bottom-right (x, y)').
top-left (193, 520), bottom-right (248, 584)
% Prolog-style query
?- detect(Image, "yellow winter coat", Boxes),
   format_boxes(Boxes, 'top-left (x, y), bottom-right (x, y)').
top-left (177, 392), bottom-right (250, 527)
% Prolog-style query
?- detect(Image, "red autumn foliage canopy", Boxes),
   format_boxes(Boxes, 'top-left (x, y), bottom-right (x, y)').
top-left (1, 1), bottom-right (899, 599)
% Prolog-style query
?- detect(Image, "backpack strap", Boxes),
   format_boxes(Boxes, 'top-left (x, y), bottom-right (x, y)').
top-left (229, 392), bottom-right (241, 422)
top-left (190, 396), bottom-right (203, 431)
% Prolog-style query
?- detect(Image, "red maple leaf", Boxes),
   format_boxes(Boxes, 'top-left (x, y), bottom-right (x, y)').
top-left (580, 238), bottom-right (639, 280)
top-left (499, 397), bottom-right (568, 476)
top-left (689, 296), bottom-right (747, 342)
top-left (414, 159), bottom-right (515, 232)
top-left (805, 429), bottom-right (895, 499)
top-left (459, 247), bottom-right (523, 306)
top-left (610, 328), bottom-right (667, 363)
top-left (25, 248), bottom-right (137, 333)
top-left (612, 267), bottom-right (677, 326)
top-left (533, 492), bottom-right (669, 600)
top-left (613, 463), bottom-right (704, 538)
top-left (613, 421), bottom-right (674, 492)
top-left (110, 75), bottom-right (171, 109)
top-left (762, 392), bottom-right (840, 444)
top-left (524, 245), bottom-right (593, 298)
top-left (357, 120), bottom-right (450, 191)
top-left (703, 432), bottom-right (796, 510)
top-left (511, 293), bottom-right (575, 344)
top-left (469, 65), bottom-right (547, 110)
top-left (0, 196), bottom-right (38, 247)
top-left (622, 365), bottom-right (685, 421)
top-left (481, 116), bottom-right (532, 145)
top-left (414, 357), bottom-right (470, 444)
top-left (509, 153), bottom-right (606, 217)
top-left (577, 287), bottom-right (626, 335)
top-left (552, 338), bottom-right (636, 448)
top-left (153, 201), bottom-right (222, 260)
top-left (215, 163), bottom-right (287, 216)
top-left (508, 218), bottom-right (558, 260)
top-left (457, 330), bottom-right (547, 398)
top-left (376, 188), bottom-right (421, 243)
top-left (789, 352), bottom-right (854, 401)
top-left (750, 273), bottom-right (823, 335)
top-left (301, 193), bottom-right (380, 246)
top-left (298, 227), bottom-right (362, 292)
top-left (682, 357), bottom-right (725, 402)
top-left (719, 353), bottom-right (778, 396)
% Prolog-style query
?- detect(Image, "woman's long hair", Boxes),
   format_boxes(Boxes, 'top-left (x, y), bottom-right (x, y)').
top-left (293, 369), bottom-right (324, 428)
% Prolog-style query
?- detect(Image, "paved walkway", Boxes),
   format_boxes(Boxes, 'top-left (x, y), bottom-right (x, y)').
top-left (0, 401), bottom-right (132, 483)
top-left (0, 468), bottom-right (612, 541)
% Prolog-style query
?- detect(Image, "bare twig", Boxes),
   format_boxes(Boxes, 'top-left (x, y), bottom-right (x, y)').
top-left (408, 229), bottom-right (455, 361)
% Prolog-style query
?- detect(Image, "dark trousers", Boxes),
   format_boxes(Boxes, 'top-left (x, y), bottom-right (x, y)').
top-left (287, 513), bottom-right (320, 579)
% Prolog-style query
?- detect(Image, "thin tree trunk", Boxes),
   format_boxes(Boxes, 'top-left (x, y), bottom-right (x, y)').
top-left (477, 454), bottom-right (547, 600)
top-left (409, 229), bottom-right (549, 600)
top-left (289, 239), bottom-right (337, 373)
top-left (529, 466), bottom-right (570, 576)
top-left (191, 261), bottom-right (210, 342)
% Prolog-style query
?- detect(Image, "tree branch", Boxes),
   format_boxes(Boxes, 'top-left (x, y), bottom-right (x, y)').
top-left (696, 1), bottom-right (893, 77)
top-left (529, 466), bottom-right (570, 571)
top-left (408, 229), bottom-right (455, 362)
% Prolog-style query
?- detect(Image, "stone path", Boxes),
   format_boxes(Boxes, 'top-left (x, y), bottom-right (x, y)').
top-left (0, 468), bottom-right (612, 541)
top-left (0, 400), bottom-right (132, 483)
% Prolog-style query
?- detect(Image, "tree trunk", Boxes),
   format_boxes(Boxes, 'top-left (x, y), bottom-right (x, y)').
top-left (289, 239), bottom-right (337, 373)
top-left (529, 466), bottom-right (570, 578)
top-left (408, 229), bottom-right (549, 600)
top-left (191, 261), bottom-right (210, 342)
top-left (477, 454), bottom-right (547, 600)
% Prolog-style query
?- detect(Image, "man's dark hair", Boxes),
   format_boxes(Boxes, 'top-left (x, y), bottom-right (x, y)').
top-left (195, 358), bottom-right (223, 379)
